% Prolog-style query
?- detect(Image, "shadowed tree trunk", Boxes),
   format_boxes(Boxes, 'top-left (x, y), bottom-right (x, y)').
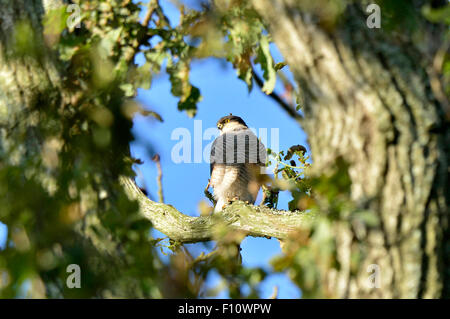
top-left (251, 0), bottom-right (449, 298)
top-left (0, 1), bottom-right (161, 298)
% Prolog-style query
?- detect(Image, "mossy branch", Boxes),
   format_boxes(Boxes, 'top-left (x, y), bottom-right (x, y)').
top-left (120, 176), bottom-right (310, 243)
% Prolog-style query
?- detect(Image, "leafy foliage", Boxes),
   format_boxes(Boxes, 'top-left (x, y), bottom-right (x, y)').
top-left (0, 0), bottom-right (447, 299)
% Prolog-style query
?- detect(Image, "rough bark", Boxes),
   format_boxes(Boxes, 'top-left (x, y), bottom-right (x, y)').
top-left (251, 0), bottom-right (449, 298)
top-left (0, 0), bottom-right (62, 137)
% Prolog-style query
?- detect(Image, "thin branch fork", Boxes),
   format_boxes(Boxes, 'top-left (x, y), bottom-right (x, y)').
top-left (252, 67), bottom-right (303, 123)
top-left (120, 176), bottom-right (310, 243)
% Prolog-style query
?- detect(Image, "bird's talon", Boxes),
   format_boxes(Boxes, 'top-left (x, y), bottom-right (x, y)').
top-left (228, 196), bottom-right (239, 203)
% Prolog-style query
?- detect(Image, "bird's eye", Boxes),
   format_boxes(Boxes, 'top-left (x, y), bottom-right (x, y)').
top-left (225, 119), bottom-right (230, 123)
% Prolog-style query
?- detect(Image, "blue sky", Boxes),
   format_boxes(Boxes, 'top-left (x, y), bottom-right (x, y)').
top-left (0, 0), bottom-right (309, 299)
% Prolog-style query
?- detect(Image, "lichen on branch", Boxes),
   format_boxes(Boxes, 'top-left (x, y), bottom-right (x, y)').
top-left (119, 176), bottom-right (310, 243)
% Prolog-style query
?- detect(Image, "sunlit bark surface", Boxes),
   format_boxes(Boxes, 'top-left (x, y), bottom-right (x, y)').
top-left (252, 0), bottom-right (449, 298)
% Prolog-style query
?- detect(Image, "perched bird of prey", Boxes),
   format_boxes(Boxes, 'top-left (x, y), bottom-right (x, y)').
top-left (209, 114), bottom-right (266, 213)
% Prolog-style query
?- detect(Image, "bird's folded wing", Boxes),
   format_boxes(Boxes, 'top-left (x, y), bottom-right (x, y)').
top-left (210, 129), bottom-right (266, 168)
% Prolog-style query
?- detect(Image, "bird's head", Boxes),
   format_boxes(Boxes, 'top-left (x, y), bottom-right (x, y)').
top-left (216, 114), bottom-right (248, 133)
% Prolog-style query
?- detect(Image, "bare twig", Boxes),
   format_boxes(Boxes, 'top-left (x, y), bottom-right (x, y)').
top-left (204, 179), bottom-right (216, 205)
top-left (269, 286), bottom-right (278, 299)
top-left (252, 67), bottom-right (303, 123)
top-left (142, 0), bottom-right (157, 27)
top-left (152, 154), bottom-right (164, 203)
top-left (124, 0), bottom-right (157, 63)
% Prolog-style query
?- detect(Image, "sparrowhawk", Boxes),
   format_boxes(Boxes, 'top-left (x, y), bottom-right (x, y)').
top-left (209, 114), bottom-right (266, 212)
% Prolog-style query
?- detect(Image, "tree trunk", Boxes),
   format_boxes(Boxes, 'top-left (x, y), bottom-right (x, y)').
top-left (0, 1), bottom-right (154, 298)
top-left (252, 1), bottom-right (449, 298)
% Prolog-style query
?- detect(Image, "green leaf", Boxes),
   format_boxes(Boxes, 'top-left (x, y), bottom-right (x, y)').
top-left (422, 5), bottom-right (450, 24)
top-left (134, 62), bottom-right (152, 90)
top-left (237, 63), bottom-right (253, 92)
top-left (288, 190), bottom-right (303, 211)
top-left (274, 62), bottom-right (287, 71)
top-left (43, 6), bottom-right (70, 37)
top-left (254, 35), bottom-right (276, 94)
top-left (178, 85), bottom-right (201, 118)
top-left (120, 83), bottom-right (135, 97)
top-left (145, 50), bottom-right (168, 74)
top-left (99, 28), bottom-right (122, 58)
top-left (295, 95), bottom-right (303, 111)
top-left (168, 60), bottom-right (200, 117)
